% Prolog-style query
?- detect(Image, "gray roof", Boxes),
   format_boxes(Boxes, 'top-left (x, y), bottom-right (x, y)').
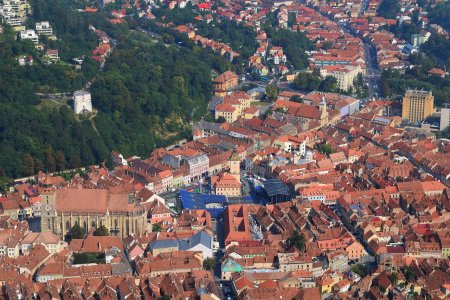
top-left (187, 153), bottom-right (209, 166)
top-left (207, 96), bottom-right (224, 111)
top-left (111, 262), bottom-right (133, 275)
top-left (178, 231), bottom-right (212, 250)
top-left (247, 87), bottom-right (265, 94)
top-left (192, 120), bottom-right (232, 136)
top-left (148, 239), bottom-right (178, 250)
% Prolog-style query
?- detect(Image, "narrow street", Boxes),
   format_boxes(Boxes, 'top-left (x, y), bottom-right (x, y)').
top-left (212, 217), bottom-right (237, 300)
top-left (358, 0), bottom-right (381, 99)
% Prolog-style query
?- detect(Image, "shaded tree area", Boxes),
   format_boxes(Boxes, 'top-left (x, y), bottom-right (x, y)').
top-left (73, 252), bottom-right (106, 264)
top-left (422, 36), bottom-right (450, 67)
top-left (0, 0), bottom-right (225, 181)
top-left (377, 0), bottom-right (400, 19)
top-left (266, 28), bottom-right (313, 70)
top-left (293, 71), bottom-right (343, 93)
top-left (286, 230), bottom-right (306, 252)
top-left (380, 58), bottom-right (450, 107)
top-left (427, 2), bottom-right (450, 32)
top-left (384, 22), bottom-right (421, 42)
top-left (194, 19), bottom-right (257, 59)
top-left (352, 264), bottom-right (370, 277)
top-left (150, 6), bottom-right (257, 59)
top-left (93, 225), bottom-right (110, 236)
top-left (138, 19), bottom-right (234, 74)
top-left (151, 5), bottom-right (198, 25)
top-left (27, 0), bottom-right (99, 61)
top-left (203, 257), bottom-right (216, 270)
top-left (420, 2), bottom-right (450, 67)
top-left (69, 223), bottom-right (85, 239)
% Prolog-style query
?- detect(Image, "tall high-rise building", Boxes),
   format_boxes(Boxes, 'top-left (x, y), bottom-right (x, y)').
top-left (440, 103), bottom-right (450, 132)
top-left (401, 90), bottom-right (434, 123)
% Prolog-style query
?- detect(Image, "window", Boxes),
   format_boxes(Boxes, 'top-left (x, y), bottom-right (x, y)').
top-left (91, 221), bottom-right (96, 228)
top-left (66, 221), bottom-right (70, 230)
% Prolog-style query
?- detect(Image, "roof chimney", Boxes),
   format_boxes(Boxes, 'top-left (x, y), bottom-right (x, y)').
top-left (98, 242), bottom-right (102, 252)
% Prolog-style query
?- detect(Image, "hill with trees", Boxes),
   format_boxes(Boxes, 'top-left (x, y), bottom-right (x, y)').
top-left (0, 0), bottom-right (223, 184)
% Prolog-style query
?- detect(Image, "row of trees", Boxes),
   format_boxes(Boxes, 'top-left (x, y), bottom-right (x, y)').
top-left (293, 71), bottom-right (340, 93)
top-left (69, 223), bottom-right (109, 240)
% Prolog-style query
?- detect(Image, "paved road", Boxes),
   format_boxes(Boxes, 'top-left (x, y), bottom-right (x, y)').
top-left (212, 217), bottom-right (238, 300)
top-left (363, 42), bottom-right (381, 99)
top-left (358, 0), bottom-right (381, 99)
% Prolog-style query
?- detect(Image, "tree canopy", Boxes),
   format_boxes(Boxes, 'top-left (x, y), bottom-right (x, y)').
top-left (286, 230), bottom-right (306, 252)
top-left (0, 0), bottom-right (230, 181)
top-left (266, 28), bottom-right (312, 70)
top-left (377, 0), bottom-right (400, 19)
top-left (93, 225), bottom-right (109, 236)
top-left (203, 257), bottom-right (216, 270)
top-left (70, 223), bottom-right (85, 239)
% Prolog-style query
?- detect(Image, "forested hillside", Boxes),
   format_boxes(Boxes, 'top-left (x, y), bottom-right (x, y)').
top-left (0, 0), bottom-right (218, 183)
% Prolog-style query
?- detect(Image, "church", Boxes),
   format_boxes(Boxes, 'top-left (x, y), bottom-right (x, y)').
top-left (40, 188), bottom-right (147, 238)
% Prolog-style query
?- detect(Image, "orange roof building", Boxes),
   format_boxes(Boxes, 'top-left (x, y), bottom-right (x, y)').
top-left (224, 205), bottom-right (252, 245)
top-left (212, 173), bottom-right (241, 197)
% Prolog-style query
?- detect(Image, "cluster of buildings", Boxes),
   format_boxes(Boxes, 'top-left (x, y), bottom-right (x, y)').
top-left (248, 31), bottom-right (290, 77)
top-left (1, 0), bottom-right (450, 299)
top-left (90, 27), bottom-right (112, 63)
top-left (174, 24), bottom-right (240, 61)
top-left (17, 20), bottom-right (60, 62)
top-left (0, 0), bottom-right (30, 31)
top-left (278, 5), bottom-right (366, 91)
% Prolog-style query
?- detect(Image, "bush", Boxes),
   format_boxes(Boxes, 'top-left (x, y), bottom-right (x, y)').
top-left (203, 257), bottom-right (216, 270)
top-left (70, 223), bottom-right (85, 239)
top-left (73, 252), bottom-right (106, 264)
top-left (93, 225), bottom-right (109, 236)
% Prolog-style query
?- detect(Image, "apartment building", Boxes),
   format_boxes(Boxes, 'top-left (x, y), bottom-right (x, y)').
top-left (35, 21), bottom-right (53, 35)
top-left (401, 90), bottom-right (434, 123)
top-left (440, 103), bottom-right (450, 132)
top-left (321, 65), bottom-right (364, 91)
top-left (20, 29), bottom-right (38, 44)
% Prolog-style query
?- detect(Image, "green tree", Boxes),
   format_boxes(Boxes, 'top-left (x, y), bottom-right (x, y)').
top-left (390, 272), bottom-right (398, 285)
top-left (55, 150), bottom-right (66, 171)
top-left (203, 257), bottom-right (216, 270)
top-left (319, 76), bottom-right (338, 92)
top-left (290, 95), bottom-right (303, 103)
top-left (318, 143), bottom-right (333, 155)
top-left (293, 72), bottom-right (321, 92)
top-left (70, 223), bottom-right (85, 239)
top-left (21, 154), bottom-right (35, 177)
top-left (44, 147), bottom-right (56, 173)
top-left (93, 225), bottom-right (109, 236)
top-left (34, 159), bottom-right (44, 173)
top-left (352, 264), bottom-right (368, 277)
top-left (286, 230), bottom-right (306, 252)
top-left (152, 223), bottom-right (163, 232)
top-left (378, 0), bottom-right (400, 19)
top-left (73, 252), bottom-right (105, 264)
top-left (216, 116), bottom-right (226, 123)
top-left (265, 84), bottom-right (278, 101)
top-left (322, 41), bottom-right (333, 50)
top-left (402, 266), bottom-right (416, 281)
top-left (265, 28), bottom-right (312, 69)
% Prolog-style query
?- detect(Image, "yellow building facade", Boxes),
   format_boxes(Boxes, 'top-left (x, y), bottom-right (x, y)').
top-left (402, 90), bottom-right (434, 123)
